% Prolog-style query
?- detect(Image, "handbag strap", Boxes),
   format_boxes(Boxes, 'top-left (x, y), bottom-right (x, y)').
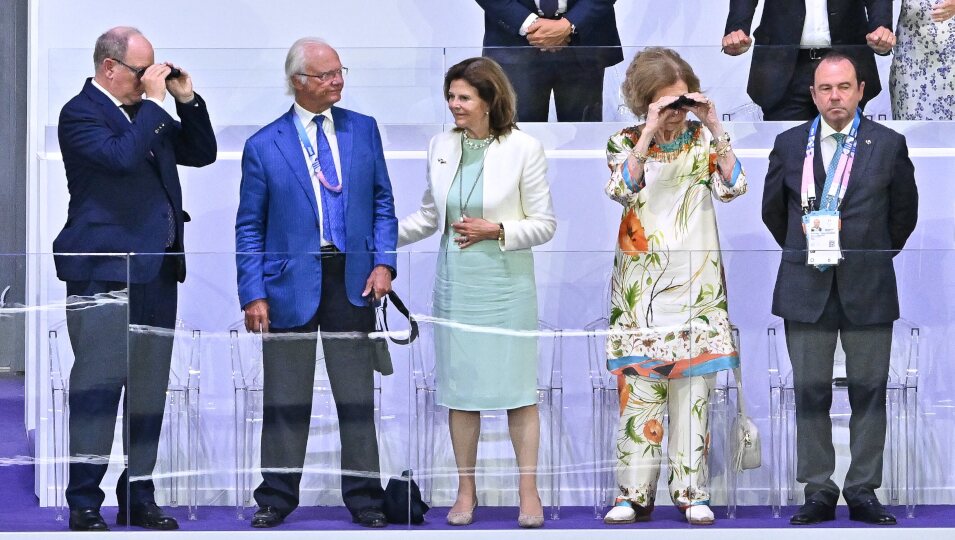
top-left (378, 291), bottom-right (419, 345)
top-left (733, 367), bottom-right (747, 417)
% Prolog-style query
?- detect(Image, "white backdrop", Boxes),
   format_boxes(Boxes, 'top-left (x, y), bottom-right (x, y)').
top-left (24, 0), bottom-right (954, 512)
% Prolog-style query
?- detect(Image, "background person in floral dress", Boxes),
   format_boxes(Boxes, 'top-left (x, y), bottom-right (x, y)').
top-left (601, 47), bottom-right (746, 526)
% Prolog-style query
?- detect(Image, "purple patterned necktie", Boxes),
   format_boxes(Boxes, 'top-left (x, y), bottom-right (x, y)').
top-left (314, 115), bottom-right (345, 247)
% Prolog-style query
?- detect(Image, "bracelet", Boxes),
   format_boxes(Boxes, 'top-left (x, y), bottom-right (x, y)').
top-left (716, 142), bottom-right (733, 158)
top-left (714, 131), bottom-right (731, 146)
top-left (498, 223), bottom-right (505, 243)
top-left (630, 147), bottom-right (649, 164)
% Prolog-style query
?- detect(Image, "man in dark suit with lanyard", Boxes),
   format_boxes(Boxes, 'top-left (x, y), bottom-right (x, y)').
top-left (235, 38), bottom-right (398, 529)
top-left (762, 52), bottom-right (918, 525)
top-left (477, 0), bottom-right (623, 121)
top-left (54, 26), bottom-right (216, 531)
top-left (722, 0), bottom-right (896, 120)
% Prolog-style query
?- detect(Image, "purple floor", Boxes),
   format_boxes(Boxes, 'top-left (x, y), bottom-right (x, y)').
top-left (1, 374), bottom-right (953, 532)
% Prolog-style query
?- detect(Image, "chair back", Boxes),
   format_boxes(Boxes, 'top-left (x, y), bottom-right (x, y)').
top-left (229, 320), bottom-right (263, 391)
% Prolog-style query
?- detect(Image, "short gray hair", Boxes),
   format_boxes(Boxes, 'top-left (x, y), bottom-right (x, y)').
top-left (93, 26), bottom-right (143, 70)
top-left (284, 37), bottom-right (329, 95)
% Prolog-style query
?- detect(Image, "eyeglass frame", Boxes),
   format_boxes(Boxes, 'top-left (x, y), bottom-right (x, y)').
top-left (296, 67), bottom-right (349, 83)
top-left (109, 57), bottom-right (148, 79)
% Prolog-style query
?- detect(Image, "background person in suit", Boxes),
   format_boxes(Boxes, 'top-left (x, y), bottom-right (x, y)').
top-left (722, 0), bottom-right (896, 120)
top-left (762, 52), bottom-right (918, 526)
top-left (53, 26), bottom-right (216, 531)
top-left (477, 0), bottom-right (623, 121)
top-left (398, 57), bottom-right (556, 528)
top-left (235, 37), bottom-right (398, 529)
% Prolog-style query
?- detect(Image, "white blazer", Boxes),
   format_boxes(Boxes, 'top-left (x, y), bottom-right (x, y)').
top-left (399, 129), bottom-right (556, 251)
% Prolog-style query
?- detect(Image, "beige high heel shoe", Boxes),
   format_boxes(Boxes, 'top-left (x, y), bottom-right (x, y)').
top-left (517, 495), bottom-right (544, 528)
top-left (446, 501), bottom-right (478, 526)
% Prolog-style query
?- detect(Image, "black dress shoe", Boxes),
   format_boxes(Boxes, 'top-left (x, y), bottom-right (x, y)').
top-left (117, 502), bottom-right (179, 530)
top-left (848, 499), bottom-right (897, 525)
top-left (790, 500), bottom-right (836, 525)
top-left (251, 505), bottom-right (285, 528)
top-left (353, 508), bottom-right (387, 528)
top-left (69, 508), bottom-right (109, 531)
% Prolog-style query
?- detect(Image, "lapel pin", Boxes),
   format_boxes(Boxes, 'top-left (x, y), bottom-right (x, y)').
top-left (437, 158), bottom-right (446, 164)
top-left (865, 140), bottom-right (872, 145)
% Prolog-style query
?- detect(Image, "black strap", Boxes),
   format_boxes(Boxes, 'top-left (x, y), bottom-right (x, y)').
top-left (378, 291), bottom-right (418, 345)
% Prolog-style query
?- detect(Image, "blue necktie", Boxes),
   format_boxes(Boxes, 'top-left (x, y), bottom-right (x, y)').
top-left (819, 133), bottom-right (846, 212)
top-left (314, 115), bottom-right (345, 247)
top-left (539, 0), bottom-right (559, 17)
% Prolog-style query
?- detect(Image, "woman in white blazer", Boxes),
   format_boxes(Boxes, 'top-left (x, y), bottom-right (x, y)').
top-left (399, 57), bottom-right (556, 528)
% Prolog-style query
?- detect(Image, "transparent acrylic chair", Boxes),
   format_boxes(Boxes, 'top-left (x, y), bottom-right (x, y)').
top-left (229, 321), bottom-right (383, 519)
top-left (767, 317), bottom-right (919, 518)
top-left (48, 319), bottom-right (201, 521)
top-left (586, 317), bottom-right (742, 519)
top-left (412, 319), bottom-right (564, 519)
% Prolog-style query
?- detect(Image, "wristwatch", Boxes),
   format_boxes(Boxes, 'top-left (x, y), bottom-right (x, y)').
top-left (498, 223), bottom-right (505, 243)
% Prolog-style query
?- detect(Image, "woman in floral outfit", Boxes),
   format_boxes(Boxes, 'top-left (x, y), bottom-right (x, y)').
top-left (602, 47), bottom-right (746, 526)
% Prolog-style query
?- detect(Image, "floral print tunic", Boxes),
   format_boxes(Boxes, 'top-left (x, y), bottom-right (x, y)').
top-left (890, 0), bottom-right (955, 120)
top-left (604, 121), bottom-right (746, 380)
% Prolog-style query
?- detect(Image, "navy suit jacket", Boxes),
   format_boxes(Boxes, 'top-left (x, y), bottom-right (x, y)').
top-left (724, 0), bottom-right (892, 109)
top-left (762, 117), bottom-right (918, 325)
top-left (235, 107), bottom-right (398, 329)
top-left (478, 0), bottom-right (623, 67)
top-left (53, 79), bottom-right (217, 284)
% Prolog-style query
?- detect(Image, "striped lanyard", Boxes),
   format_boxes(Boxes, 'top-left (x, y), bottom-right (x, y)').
top-left (800, 110), bottom-right (861, 213)
top-left (293, 114), bottom-right (342, 193)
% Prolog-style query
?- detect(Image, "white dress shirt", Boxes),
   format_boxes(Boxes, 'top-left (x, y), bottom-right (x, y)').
top-left (801, 0), bottom-right (832, 48)
top-left (520, 0), bottom-right (570, 35)
top-left (820, 118), bottom-right (854, 168)
top-left (293, 102), bottom-right (343, 247)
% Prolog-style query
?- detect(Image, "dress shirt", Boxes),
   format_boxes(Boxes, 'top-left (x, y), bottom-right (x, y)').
top-left (293, 102), bottom-right (343, 247)
top-left (819, 117), bottom-right (853, 168)
top-left (801, 0), bottom-right (832, 47)
top-left (90, 79), bottom-right (164, 121)
top-left (520, 0), bottom-right (570, 35)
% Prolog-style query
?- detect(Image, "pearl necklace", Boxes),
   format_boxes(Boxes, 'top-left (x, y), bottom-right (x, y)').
top-left (462, 132), bottom-right (493, 150)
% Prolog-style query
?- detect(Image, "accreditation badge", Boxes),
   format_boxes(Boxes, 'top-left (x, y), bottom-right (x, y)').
top-left (802, 211), bottom-right (842, 267)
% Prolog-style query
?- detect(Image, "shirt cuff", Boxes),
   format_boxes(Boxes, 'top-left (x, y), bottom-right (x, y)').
top-left (722, 158), bottom-right (742, 187)
top-left (144, 97), bottom-right (164, 108)
top-left (519, 13), bottom-right (539, 36)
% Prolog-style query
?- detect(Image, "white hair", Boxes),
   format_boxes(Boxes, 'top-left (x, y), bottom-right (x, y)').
top-left (284, 37), bottom-right (330, 95)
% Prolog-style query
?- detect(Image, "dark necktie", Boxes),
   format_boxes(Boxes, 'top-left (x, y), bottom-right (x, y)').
top-left (313, 115), bottom-right (345, 247)
top-left (120, 102), bottom-right (142, 121)
top-left (539, 0), bottom-right (559, 17)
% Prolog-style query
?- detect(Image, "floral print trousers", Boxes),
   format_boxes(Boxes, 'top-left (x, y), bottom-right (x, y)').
top-left (614, 373), bottom-right (714, 510)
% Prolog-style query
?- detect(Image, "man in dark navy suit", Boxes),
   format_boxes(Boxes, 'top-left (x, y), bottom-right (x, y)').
top-left (477, 0), bottom-right (623, 121)
top-left (763, 53), bottom-right (917, 526)
top-left (722, 0), bottom-right (896, 120)
top-left (235, 38), bottom-right (397, 529)
top-left (54, 26), bottom-right (216, 531)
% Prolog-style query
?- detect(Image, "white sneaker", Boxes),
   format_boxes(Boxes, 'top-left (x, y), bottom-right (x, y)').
top-left (686, 504), bottom-right (715, 525)
top-left (603, 500), bottom-right (636, 525)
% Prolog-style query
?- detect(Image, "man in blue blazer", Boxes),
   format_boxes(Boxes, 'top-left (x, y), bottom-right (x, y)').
top-left (235, 38), bottom-right (398, 529)
top-left (477, 0), bottom-right (623, 121)
top-left (723, 0), bottom-right (896, 120)
top-left (53, 27), bottom-right (216, 531)
top-left (762, 53), bottom-right (917, 526)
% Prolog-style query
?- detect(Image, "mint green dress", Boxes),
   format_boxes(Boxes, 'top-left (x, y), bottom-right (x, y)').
top-left (433, 143), bottom-right (538, 411)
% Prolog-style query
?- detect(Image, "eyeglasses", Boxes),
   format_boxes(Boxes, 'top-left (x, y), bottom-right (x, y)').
top-left (109, 57), bottom-right (147, 79)
top-left (296, 67), bottom-right (349, 82)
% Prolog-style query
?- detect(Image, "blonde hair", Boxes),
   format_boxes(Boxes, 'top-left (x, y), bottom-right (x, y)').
top-left (621, 47), bottom-right (701, 117)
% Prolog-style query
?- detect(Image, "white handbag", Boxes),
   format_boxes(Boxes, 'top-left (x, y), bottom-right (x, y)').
top-left (731, 367), bottom-right (761, 472)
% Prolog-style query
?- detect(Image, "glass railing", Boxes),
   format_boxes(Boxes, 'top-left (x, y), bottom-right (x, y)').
top-left (1, 247), bottom-right (952, 531)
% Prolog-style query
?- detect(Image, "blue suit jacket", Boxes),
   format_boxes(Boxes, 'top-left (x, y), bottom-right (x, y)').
top-left (478, 0), bottom-right (623, 67)
top-left (762, 117), bottom-right (918, 325)
top-left (235, 106), bottom-right (398, 329)
top-left (53, 79), bottom-right (217, 284)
